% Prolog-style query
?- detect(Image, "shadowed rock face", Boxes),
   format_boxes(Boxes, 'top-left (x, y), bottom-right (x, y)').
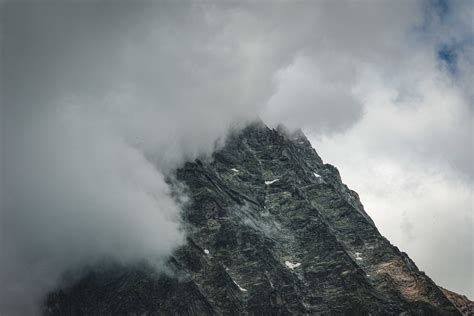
top-left (45, 121), bottom-right (467, 315)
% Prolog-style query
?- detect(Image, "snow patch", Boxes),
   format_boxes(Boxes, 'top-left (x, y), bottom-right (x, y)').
top-left (285, 260), bottom-right (301, 269)
top-left (313, 172), bottom-right (321, 178)
top-left (204, 249), bottom-right (210, 255)
top-left (265, 179), bottom-right (279, 185)
top-left (231, 168), bottom-right (239, 173)
top-left (232, 279), bottom-right (247, 292)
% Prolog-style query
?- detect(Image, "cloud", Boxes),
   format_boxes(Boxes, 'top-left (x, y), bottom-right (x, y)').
top-left (309, 62), bottom-right (473, 295)
top-left (2, 106), bottom-right (185, 313)
top-left (260, 0), bottom-right (473, 298)
top-left (263, 54), bottom-right (364, 134)
top-left (1, 0), bottom-right (472, 314)
top-left (302, 0), bottom-right (473, 297)
top-left (0, 2), bottom-right (273, 314)
top-left (1, 1), bottom-right (318, 313)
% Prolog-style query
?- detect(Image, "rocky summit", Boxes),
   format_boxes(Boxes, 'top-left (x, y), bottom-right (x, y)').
top-left (45, 121), bottom-right (472, 315)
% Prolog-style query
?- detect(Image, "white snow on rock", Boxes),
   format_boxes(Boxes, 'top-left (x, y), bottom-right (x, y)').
top-left (354, 252), bottom-right (363, 261)
top-left (265, 179), bottom-right (279, 185)
top-left (313, 172), bottom-right (321, 178)
top-left (232, 279), bottom-right (247, 292)
top-left (231, 168), bottom-right (239, 173)
top-left (285, 261), bottom-right (301, 269)
top-left (204, 249), bottom-right (210, 255)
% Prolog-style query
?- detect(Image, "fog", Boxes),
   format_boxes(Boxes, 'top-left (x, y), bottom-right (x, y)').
top-left (1, 1), bottom-right (472, 314)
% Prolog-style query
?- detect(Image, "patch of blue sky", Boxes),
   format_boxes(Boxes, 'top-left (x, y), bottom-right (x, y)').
top-left (412, 0), bottom-right (472, 77)
top-left (437, 43), bottom-right (458, 74)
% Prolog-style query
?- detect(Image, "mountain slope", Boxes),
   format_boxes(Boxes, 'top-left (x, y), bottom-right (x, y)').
top-left (45, 121), bottom-right (467, 315)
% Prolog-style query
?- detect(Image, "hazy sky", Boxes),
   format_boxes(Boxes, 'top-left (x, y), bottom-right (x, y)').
top-left (1, 1), bottom-right (473, 314)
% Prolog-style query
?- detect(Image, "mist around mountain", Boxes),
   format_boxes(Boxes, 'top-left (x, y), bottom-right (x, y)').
top-left (44, 121), bottom-right (472, 315)
top-left (2, 2), bottom-right (472, 314)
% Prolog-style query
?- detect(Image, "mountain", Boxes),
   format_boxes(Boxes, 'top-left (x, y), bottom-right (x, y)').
top-left (45, 121), bottom-right (472, 315)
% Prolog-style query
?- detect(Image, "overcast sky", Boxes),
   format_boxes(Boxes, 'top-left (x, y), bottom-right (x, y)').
top-left (1, 1), bottom-right (473, 314)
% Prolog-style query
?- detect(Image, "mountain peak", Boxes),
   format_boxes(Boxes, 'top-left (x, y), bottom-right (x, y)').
top-left (45, 121), bottom-right (470, 315)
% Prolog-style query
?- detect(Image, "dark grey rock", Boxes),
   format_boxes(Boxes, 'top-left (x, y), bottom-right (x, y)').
top-left (44, 121), bottom-right (463, 315)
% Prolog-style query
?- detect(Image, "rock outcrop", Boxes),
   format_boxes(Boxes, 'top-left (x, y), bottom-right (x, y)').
top-left (440, 287), bottom-right (474, 315)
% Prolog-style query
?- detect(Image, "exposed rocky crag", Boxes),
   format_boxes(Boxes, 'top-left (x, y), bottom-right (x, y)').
top-left (45, 121), bottom-right (470, 315)
top-left (440, 288), bottom-right (474, 316)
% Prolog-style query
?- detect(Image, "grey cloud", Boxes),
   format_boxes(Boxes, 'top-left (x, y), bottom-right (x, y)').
top-left (263, 54), bottom-right (363, 134)
top-left (1, 2), bottom-right (304, 314)
top-left (1, 1), bottom-right (472, 314)
top-left (307, 0), bottom-right (473, 295)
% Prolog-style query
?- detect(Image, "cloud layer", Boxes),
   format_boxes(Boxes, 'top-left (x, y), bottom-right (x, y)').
top-left (264, 0), bottom-right (473, 297)
top-left (1, 1), bottom-right (472, 314)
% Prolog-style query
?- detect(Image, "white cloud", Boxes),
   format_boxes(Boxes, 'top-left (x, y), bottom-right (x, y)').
top-left (307, 30), bottom-right (473, 296)
top-left (262, 0), bottom-right (473, 298)
top-left (1, 1), bottom-right (472, 314)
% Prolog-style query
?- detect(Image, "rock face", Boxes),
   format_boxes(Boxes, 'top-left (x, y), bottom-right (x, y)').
top-left (440, 288), bottom-right (474, 316)
top-left (45, 122), bottom-right (468, 315)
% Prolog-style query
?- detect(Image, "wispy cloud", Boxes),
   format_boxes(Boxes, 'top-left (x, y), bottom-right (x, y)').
top-left (1, 1), bottom-right (472, 314)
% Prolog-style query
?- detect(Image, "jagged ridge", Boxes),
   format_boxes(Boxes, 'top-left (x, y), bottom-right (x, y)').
top-left (45, 121), bottom-right (468, 315)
